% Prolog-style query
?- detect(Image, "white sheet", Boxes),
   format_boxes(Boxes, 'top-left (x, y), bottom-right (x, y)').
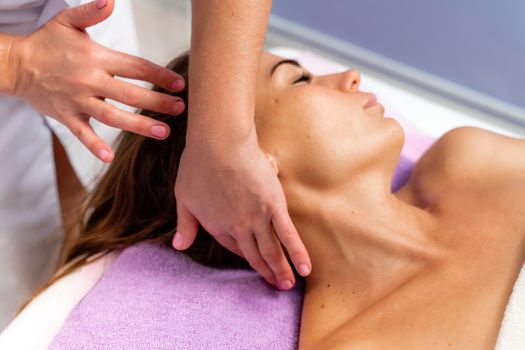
top-left (0, 253), bottom-right (117, 350)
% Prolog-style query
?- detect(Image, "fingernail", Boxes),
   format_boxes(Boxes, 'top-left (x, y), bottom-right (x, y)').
top-left (172, 100), bottom-right (185, 114)
top-left (151, 125), bottom-right (168, 138)
top-left (95, 0), bottom-right (107, 9)
top-left (171, 79), bottom-right (185, 91)
top-left (98, 149), bottom-right (112, 162)
top-left (298, 264), bottom-right (311, 276)
top-left (278, 280), bottom-right (293, 290)
top-left (173, 232), bottom-right (184, 250)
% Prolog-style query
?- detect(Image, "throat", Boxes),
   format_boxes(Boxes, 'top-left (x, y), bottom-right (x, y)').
top-left (294, 195), bottom-right (441, 321)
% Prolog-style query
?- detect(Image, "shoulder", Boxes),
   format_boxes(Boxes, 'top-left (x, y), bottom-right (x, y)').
top-left (0, 252), bottom-right (118, 350)
top-left (438, 127), bottom-right (524, 160)
top-left (412, 127), bottom-right (525, 188)
top-left (437, 127), bottom-right (524, 168)
top-left (400, 127), bottom-right (525, 211)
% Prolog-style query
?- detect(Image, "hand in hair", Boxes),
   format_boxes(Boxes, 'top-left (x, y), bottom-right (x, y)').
top-left (2, 0), bottom-right (185, 162)
top-left (174, 133), bottom-right (312, 290)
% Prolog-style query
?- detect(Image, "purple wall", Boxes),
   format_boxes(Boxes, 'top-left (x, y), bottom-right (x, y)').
top-left (271, 0), bottom-right (525, 112)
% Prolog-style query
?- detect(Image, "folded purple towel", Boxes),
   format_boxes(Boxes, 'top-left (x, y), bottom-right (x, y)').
top-left (49, 156), bottom-right (415, 349)
top-left (49, 243), bottom-right (304, 350)
top-left (392, 155), bottom-right (414, 192)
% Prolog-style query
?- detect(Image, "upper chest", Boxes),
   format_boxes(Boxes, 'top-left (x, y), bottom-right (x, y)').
top-left (307, 229), bottom-right (525, 350)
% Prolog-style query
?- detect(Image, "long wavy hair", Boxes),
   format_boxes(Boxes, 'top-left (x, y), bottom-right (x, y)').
top-left (50, 52), bottom-right (250, 287)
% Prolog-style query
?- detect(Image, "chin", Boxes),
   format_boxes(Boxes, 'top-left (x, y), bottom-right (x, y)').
top-left (385, 117), bottom-right (405, 151)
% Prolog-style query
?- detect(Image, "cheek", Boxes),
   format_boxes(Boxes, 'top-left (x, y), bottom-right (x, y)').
top-left (259, 90), bottom-right (369, 189)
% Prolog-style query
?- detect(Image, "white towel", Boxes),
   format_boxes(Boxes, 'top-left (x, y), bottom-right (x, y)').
top-left (496, 263), bottom-right (525, 349)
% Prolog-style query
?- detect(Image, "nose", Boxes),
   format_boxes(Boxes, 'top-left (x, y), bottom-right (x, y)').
top-left (339, 69), bottom-right (361, 93)
top-left (316, 69), bottom-right (361, 92)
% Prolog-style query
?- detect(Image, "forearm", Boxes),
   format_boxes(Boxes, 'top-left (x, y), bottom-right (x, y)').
top-left (188, 0), bottom-right (272, 145)
top-left (0, 32), bottom-right (19, 95)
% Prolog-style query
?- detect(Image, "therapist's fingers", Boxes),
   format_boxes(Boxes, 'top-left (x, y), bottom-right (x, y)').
top-left (213, 234), bottom-right (243, 257)
top-left (173, 201), bottom-right (199, 251)
top-left (64, 115), bottom-right (114, 162)
top-left (272, 208), bottom-right (312, 277)
top-left (254, 225), bottom-right (294, 290)
top-left (98, 78), bottom-right (185, 116)
top-left (56, 0), bottom-right (114, 30)
top-left (83, 98), bottom-right (172, 140)
top-left (237, 236), bottom-right (277, 287)
top-left (105, 50), bottom-right (185, 93)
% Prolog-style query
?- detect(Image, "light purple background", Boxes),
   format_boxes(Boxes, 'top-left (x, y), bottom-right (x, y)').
top-left (272, 0), bottom-right (525, 111)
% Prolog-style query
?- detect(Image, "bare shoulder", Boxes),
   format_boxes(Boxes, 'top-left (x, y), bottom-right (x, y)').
top-left (438, 127), bottom-right (525, 167)
top-left (411, 127), bottom-right (525, 189)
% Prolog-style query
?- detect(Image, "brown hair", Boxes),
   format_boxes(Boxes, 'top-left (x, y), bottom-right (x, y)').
top-left (53, 52), bottom-right (250, 285)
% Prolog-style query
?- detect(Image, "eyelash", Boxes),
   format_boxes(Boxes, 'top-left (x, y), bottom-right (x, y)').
top-left (293, 72), bottom-right (312, 84)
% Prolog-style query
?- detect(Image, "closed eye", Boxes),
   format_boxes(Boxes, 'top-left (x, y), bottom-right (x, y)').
top-left (293, 72), bottom-right (312, 84)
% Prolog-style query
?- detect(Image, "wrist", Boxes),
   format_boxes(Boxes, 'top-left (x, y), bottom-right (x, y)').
top-left (0, 33), bottom-right (22, 96)
top-left (185, 123), bottom-right (258, 157)
top-left (186, 115), bottom-right (257, 147)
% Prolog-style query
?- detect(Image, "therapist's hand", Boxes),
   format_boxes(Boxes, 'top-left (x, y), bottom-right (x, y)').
top-left (174, 130), bottom-right (312, 290)
top-left (8, 0), bottom-right (185, 162)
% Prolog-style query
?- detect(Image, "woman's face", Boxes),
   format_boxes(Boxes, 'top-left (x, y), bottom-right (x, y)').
top-left (254, 53), bottom-right (404, 191)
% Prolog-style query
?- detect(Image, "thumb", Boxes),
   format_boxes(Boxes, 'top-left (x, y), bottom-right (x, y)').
top-left (56, 0), bottom-right (115, 30)
top-left (173, 201), bottom-right (199, 251)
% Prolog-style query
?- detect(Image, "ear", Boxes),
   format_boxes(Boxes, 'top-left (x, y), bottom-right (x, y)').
top-left (263, 152), bottom-right (280, 175)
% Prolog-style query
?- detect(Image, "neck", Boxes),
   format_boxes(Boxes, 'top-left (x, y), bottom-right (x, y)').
top-left (290, 172), bottom-right (441, 318)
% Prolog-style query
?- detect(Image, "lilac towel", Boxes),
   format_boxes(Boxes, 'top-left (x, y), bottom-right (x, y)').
top-left (392, 155), bottom-right (414, 192)
top-left (49, 156), bottom-right (415, 350)
top-left (49, 243), bottom-right (304, 350)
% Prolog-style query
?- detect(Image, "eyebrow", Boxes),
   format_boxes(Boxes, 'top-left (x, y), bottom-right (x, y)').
top-left (270, 59), bottom-right (301, 77)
